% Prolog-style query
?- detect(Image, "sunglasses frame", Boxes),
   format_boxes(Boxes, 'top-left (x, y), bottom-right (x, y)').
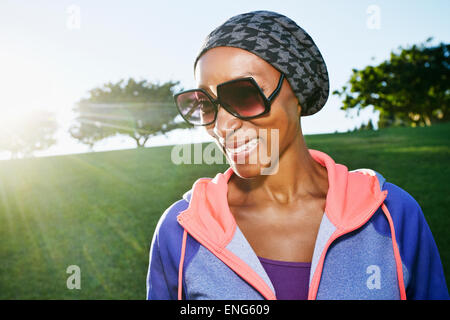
top-left (174, 73), bottom-right (285, 126)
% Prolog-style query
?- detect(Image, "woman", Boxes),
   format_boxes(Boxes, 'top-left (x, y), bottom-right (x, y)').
top-left (147, 10), bottom-right (448, 300)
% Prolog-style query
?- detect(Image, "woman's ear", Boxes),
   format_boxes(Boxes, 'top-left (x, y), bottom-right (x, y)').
top-left (297, 103), bottom-right (302, 118)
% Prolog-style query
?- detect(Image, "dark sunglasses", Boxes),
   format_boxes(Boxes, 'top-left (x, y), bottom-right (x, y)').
top-left (173, 73), bottom-right (285, 126)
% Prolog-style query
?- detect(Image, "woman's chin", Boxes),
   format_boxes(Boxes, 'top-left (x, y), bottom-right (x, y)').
top-left (230, 163), bottom-right (263, 179)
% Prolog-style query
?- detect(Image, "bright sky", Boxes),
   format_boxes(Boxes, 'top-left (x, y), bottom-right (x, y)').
top-left (0, 0), bottom-right (449, 159)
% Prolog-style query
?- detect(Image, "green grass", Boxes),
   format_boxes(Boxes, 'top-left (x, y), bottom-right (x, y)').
top-left (0, 122), bottom-right (449, 299)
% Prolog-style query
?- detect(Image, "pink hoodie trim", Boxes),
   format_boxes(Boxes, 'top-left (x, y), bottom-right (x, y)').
top-left (381, 203), bottom-right (407, 300)
top-left (177, 230), bottom-right (187, 300)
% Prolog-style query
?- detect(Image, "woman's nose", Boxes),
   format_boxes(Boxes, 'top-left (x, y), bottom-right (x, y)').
top-left (213, 104), bottom-right (242, 143)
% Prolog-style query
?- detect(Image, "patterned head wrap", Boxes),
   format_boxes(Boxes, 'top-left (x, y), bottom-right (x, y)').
top-left (194, 10), bottom-right (329, 116)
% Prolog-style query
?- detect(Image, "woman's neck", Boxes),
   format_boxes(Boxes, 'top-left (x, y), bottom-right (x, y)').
top-left (230, 133), bottom-right (329, 206)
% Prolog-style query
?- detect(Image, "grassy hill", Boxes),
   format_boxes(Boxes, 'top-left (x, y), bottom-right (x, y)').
top-left (0, 122), bottom-right (449, 299)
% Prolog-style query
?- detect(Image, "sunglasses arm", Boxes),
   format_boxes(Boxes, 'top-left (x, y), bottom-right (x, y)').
top-left (267, 73), bottom-right (285, 102)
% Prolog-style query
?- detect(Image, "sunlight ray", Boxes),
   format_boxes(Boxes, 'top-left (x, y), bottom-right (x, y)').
top-left (105, 210), bottom-right (144, 255)
top-left (82, 243), bottom-right (111, 294)
top-left (77, 118), bottom-right (139, 133)
top-left (66, 155), bottom-right (137, 186)
top-left (0, 178), bottom-right (16, 246)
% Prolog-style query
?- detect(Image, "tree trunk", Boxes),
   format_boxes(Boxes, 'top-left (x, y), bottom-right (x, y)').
top-left (132, 136), bottom-right (142, 148)
top-left (422, 113), bottom-right (432, 126)
top-left (141, 136), bottom-right (149, 147)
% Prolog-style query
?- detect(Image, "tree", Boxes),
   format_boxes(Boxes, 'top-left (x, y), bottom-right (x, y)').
top-left (70, 78), bottom-right (192, 148)
top-left (0, 109), bottom-right (58, 159)
top-left (357, 119), bottom-right (375, 131)
top-left (333, 39), bottom-right (449, 128)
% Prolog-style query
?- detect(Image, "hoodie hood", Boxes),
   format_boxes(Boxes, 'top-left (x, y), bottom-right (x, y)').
top-left (177, 149), bottom-right (388, 251)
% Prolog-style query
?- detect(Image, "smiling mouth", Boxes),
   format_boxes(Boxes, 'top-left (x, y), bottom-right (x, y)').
top-left (224, 137), bottom-right (260, 156)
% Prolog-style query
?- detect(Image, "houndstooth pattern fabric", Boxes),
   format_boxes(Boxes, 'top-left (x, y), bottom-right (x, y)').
top-left (194, 10), bottom-right (329, 117)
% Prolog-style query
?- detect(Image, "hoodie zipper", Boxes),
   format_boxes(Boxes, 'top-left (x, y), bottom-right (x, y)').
top-left (308, 190), bottom-right (389, 300)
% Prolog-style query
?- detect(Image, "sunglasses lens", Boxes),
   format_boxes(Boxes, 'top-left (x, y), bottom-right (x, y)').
top-left (218, 80), bottom-right (266, 117)
top-left (175, 91), bottom-right (215, 125)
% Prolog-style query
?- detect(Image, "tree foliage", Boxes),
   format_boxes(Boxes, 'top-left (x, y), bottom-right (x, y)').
top-left (333, 39), bottom-right (449, 128)
top-left (70, 78), bottom-right (191, 148)
top-left (0, 110), bottom-right (58, 158)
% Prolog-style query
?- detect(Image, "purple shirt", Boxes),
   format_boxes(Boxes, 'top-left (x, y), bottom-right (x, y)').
top-left (258, 256), bottom-right (311, 300)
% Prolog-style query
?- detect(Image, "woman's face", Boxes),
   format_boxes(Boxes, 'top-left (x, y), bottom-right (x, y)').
top-left (195, 46), bottom-right (301, 178)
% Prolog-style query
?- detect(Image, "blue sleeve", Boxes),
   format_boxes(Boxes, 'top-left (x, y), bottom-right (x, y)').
top-left (383, 182), bottom-right (449, 300)
top-left (146, 230), bottom-right (172, 299)
top-left (146, 199), bottom-right (188, 300)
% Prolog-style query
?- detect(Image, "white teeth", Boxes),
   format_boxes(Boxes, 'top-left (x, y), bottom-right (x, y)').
top-left (226, 138), bottom-right (259, 154)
